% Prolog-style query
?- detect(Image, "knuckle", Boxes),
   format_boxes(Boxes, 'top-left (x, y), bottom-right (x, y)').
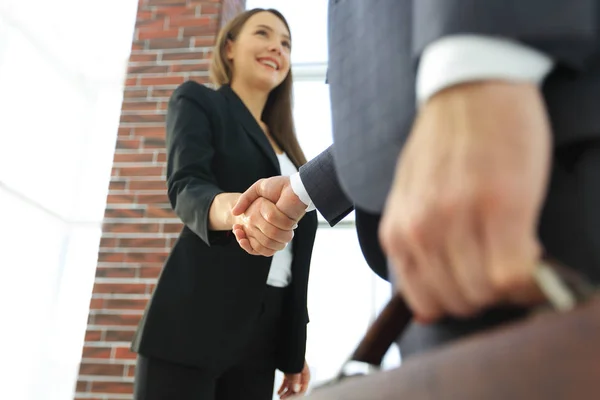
top-left (489, 269), bottom-right (530, 295)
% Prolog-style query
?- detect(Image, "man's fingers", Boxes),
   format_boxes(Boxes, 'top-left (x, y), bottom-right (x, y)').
top-left (485, 216), bottom-right (543, 305)
top-left (232, 180), bottom-right (264, 216)
top-left (259, 199), bottom-right (297, 231)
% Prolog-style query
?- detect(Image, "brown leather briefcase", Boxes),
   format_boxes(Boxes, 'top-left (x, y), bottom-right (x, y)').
top-left (305, 259), bottom-right (600, 399)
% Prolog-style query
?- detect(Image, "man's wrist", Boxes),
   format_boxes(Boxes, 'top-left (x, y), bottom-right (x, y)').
top-left (417, 34), bottom-right (554, 106)
top-left (289, 172), bottom-right (316, 212)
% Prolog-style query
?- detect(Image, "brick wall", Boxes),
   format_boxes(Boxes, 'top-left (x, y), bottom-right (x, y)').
top-left (75, 0), bottom-right (246, 398)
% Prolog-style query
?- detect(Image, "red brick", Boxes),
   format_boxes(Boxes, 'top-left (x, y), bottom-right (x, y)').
top-left (133, 127), bottom-right (165, 139)
top-left (106, 194), bottom-right (136, 204)
top-left (120, 113), bottom-right (165, 124)
top-left (125, 76), bottom-right (138, 86)
top-left (104, 208), bottom-right (145, 219)
top-left (162, 222), bottom-right (183, 233)
top-left (79, 363), bottom-right (125, 376)
top-left (184, 24), bottom-right (218, 37)
top-left (96, 267), bottom-right (137, 279)
top-left (123, 88), bottom-right (149, 98)
top-left (128, 180), bottom-right (166, 191)
top-left (193, 37), bottom-right (217, 47)
top-left (156, 152), bottom-right (167, 162)
top-left (161, 51), bottom-right (204, 61)
top-left (148, 0), bottom-right (186, 5)
top-left (93, 313), bottom-right (142, 327)
top-left (115, 346), bottom-right (138, 360)
top-left (150, 88), bottom-right (175, 98)
top-left (90, 381), bottom-right (134, 394)
top-left (118, 166), bottom-right (164, 177)
top-left (200, 4), bottom-right (220, 15)
top-left (82, 346), bottom-right (111, 359)
top-left (99, 238), bottom-right (118, 248)
top-left (143, 137), bottom-right (167, 149)
top-left (145, 206), bottom-right (174, 218)
top-left (139, 266), bottom-right (164, 278)
top-left (85, 330), bottom-right (103, 342)
top-left (138, 28), bottom-right (180, 40)
top-left (105, 329), bottom-right (138, 342)
top-left (97, 252), bottom-right (126, 263)
top-left (116, 138), bottom-right (142, 150)
top-left (154, 6), bottom-right (197, 17)
top-left (169, 15), bottom-right (214, 28)
top-left (113, 152), bottom-right (155, 163)
top-left (124, 252), bottom-right (170, 264)
top-left (103, 222), bottom-right (160, 233)
top-left (136, 193), bottom-right (170, 205)
top-left (147, 38), bottom-right (190, 50)
top-left (119, 238), bottom-right (167, 248)
top-left (109, 180), bottom-right (127, 191)
top-left (128, 64), bottom-right (170, 74)
top-left (105, 299), bottom-right (149, 311)
top-left (121, 101), bottom-right (159, 111)
top-left (170, 62), bottom-right (209, 72)
top-left (129, 53), bottom-right (158, 62)
top-left (93, 283), bottom-right (148, 295)
top-left (140, 75), bottom-right (184, 86)
top-left (76, 380), bottom-right (88, 392)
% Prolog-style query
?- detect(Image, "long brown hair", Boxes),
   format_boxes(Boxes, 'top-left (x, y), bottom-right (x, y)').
top-left (209, 8), bottom-right (307, 168)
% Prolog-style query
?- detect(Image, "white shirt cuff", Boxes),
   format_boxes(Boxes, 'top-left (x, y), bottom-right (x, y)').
top-left (416, 34), bottom-right (555, 106)
top-left (289, 172), bottom-right (316, 212)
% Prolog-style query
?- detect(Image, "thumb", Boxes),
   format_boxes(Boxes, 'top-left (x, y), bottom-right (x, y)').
top-left (232, 179), bottom-right (264, 216)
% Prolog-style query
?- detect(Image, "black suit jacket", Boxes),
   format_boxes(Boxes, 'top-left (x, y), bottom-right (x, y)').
top-left (131, 81), bottom-right (318, 374)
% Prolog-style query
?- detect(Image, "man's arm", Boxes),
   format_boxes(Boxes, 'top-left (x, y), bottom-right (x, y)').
top-left (377, 2), bottom-right (594, 321)
top-left (413, 0), bottom-right (598, 72)
top-left (296, 146), bottom-right (354, 226)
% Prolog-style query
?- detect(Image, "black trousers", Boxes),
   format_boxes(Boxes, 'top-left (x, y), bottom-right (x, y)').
top-left (134, 285), bottom-right (286, 400)
top-left (398, 140), bottom-right (600, 358)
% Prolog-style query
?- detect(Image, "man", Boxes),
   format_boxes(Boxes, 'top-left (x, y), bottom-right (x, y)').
top-left (233, 0), bottom-right (600, 357)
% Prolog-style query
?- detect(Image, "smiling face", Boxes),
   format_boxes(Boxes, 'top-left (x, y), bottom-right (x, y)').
top-left (226, 11), bottom-right (292, 93)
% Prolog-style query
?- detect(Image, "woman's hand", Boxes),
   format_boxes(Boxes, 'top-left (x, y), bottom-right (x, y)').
top-left (278, 361), bottom-right (310, 399)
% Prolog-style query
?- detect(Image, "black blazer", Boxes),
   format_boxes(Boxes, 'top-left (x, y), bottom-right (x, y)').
top-left (131, 81), bottom-right (318, 374)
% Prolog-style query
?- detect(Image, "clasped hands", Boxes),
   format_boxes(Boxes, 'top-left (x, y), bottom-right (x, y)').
top-left (231, 175), bottom-right (306, 257)
top-left (232, 81), bottom-right (553, 324)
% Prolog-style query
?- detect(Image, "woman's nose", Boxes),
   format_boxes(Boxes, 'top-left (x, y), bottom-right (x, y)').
top-left (268, 41), bottom-right (282, 54)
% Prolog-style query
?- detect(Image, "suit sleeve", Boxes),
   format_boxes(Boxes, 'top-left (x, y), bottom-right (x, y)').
top-left (165, 87), bottom-right (228, 246)
top-left (413, 0), bottom-right (599, 71)
top-left (298, 146), bottom-right (354, 226)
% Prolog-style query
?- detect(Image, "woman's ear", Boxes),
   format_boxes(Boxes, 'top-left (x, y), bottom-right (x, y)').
top-left (225, 39), bottom-right (234, 62)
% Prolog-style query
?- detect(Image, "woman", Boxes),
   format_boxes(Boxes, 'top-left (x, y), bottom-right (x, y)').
top-left (130, 8), bottom-right (318, 400)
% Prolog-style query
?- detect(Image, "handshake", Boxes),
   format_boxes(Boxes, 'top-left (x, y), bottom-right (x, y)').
top-left (231, 176), bottom-right (307, 257)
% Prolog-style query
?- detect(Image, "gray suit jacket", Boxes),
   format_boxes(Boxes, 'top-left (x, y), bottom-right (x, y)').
top-left (302, 0), bottom-right (600, 218)
top-left (299, 0), bottom-right (600, 356)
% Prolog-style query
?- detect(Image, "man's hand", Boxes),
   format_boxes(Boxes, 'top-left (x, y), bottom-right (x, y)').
top-left (232, 176), bottom-right (307, 256)
top-left (231, 193), bottom-right (297, 257)
top-left (379, 81), bottom-right (551, 323)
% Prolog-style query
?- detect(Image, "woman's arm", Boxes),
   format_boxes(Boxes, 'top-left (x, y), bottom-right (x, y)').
top-left (166, 84), bottom-right (231, 246)
top-left (208, 192), bottom-right (242, 231)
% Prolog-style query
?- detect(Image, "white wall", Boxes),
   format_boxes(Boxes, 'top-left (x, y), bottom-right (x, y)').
top-left (0, 1), bottom-right (137, 398)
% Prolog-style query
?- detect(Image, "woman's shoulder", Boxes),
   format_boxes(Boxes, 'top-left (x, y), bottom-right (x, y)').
top-left (170, 80), bottom-right (226, 111)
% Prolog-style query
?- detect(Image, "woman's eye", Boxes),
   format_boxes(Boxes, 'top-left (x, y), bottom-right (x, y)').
top-left (282, 40), bottom-right (291, 49)
top-left (256, 29), bottom-right (268, 36)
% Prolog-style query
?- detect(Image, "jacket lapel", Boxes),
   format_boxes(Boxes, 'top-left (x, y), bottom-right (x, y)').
top-left (219, 85), bottom-right (281, 174)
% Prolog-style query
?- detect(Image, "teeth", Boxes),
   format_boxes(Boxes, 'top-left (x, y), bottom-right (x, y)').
top-left (260, 60), bottom-right (278, 70)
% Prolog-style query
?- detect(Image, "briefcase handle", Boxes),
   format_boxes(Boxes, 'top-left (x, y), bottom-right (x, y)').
top-left (336, 256), bottom-right (596, 376)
